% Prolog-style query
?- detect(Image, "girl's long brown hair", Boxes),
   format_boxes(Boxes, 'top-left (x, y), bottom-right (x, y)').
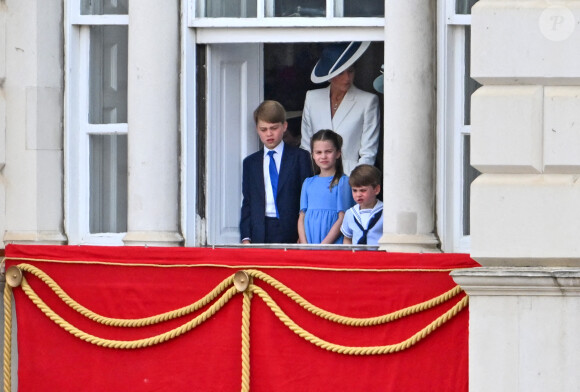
top-left (310, 129), bottom-right (344, 190)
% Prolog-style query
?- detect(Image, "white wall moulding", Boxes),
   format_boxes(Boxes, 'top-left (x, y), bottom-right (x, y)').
top-left (472, 1), bottom-right (580, 85)
top-left (452, 267), bottom-right (580, 296)
top-left (471, 173), bottom-right (580, 266)
top-left (452, 267), bottom-right (580, 392)
top-left (471, 85), bottom-right (543, 174)
top-left (3, 231), bottom-right (68, 245)
top-left (544, 86), bottom-right (580, 173)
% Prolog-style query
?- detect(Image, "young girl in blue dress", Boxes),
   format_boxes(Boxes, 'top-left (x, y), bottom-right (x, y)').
top-left (298, 129), bottom-right (355, 244)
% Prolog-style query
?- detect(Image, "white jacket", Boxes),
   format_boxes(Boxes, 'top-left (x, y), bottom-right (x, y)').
top-left (300, 85), bottom-right (380, 175)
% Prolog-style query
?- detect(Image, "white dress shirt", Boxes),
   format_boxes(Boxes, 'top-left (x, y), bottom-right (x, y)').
top-left (263, 142), bottom-right (284, 218)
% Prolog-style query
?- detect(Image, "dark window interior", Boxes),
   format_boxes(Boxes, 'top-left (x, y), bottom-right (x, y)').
top-left (263, 42), bottom-right (384, 175)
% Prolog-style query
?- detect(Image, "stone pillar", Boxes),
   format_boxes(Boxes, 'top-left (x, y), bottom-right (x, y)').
top-left (452, 268), bottom-right (580, 392)
top-left (470, 0), bottom-right (580, 266)
top-left (462, 0), bottom-right (580, 390)
top-left (2, 0), bottom-right (67, 246)
top-left (379, 0), bottom-right (439, 252)
top-left (123, 0), bottom-right (183, 246)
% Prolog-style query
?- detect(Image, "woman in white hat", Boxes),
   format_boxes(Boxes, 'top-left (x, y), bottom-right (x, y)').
top-left (300, 41), bottom-right (380, 176)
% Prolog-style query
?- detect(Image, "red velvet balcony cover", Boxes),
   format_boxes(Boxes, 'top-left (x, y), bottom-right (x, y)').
top-left (4, 245), bottom-right (478, 392)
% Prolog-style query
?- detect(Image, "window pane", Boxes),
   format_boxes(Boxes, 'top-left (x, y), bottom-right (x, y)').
top-left (199, 0), bottom-right (385, 17)
top-left (456, 0), bottom-right (478, 15)
top-left (204, 0), bottom-right (257, 17)
top-left (81, 0), bottom-right (129, 15)
top-left (462, 134), bottom-right (481, 236)
top-left (343, 0), bottom-right (384, 17)
top-left (90, 134), bottom-right (128, 233)
top-left (464, 27), bottom-right (481, 125)
top-left (275, 0), bottom-right (325, 16)
top-left (89, 25), bottom-right (128, 124)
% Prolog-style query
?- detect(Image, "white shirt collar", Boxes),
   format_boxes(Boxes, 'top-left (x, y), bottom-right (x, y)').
top-left (264, 141), bottom-right (285, 157)
top-left (355, 199), bottom-right (383, 214)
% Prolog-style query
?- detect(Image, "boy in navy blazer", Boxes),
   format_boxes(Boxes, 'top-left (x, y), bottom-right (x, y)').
top-left (240, 101), bottom-right (313, 244)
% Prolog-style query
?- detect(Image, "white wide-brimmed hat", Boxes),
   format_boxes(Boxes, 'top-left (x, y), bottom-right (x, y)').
top-left (311, 41), bottom-right (371, 84)
top-left (373, 64), bottom-right (384, 94)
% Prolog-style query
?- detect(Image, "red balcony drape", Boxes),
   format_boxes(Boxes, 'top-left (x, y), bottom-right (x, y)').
top-left (4, 245), bottom-right (478, 392)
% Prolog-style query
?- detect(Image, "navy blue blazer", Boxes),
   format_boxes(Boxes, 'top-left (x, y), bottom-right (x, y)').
top-left (240, 145), bottom-right (313, 243)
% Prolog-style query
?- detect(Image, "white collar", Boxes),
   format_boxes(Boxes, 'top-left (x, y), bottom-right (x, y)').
top-left (264, 141), bottom-right (285, 157)
top-left (353, 199), bottom-right (383, 218)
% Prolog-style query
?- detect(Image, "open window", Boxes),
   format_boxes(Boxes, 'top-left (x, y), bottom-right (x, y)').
top-left (202, 42), bottom-right (383, 245)
top-left (191, 2), bottom-right (385, 245)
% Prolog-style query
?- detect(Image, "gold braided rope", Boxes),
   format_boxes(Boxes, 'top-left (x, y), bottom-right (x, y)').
top-left (13, 264), bottom-right (462, 331)
top-left (3, 284), bottom-right (12, 392)
top-left (2, 264), bottom-right (470, 392)
top-left (19, 275), bottom-right (239, 349)
top-left (246, 269), bottom-right (463, 326)
top-left (250, 284), bottom-right (469, 355)
top-left (16, 263), bottom-right (235, 327)
top-left (240, 289), bottom-right (253, 392)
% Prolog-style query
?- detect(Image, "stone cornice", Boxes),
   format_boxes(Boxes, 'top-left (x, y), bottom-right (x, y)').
top-left (451, 267), bottom-right (580, 296)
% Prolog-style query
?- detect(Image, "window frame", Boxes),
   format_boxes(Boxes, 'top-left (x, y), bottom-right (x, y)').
top-left (65, 0), bottom-right (128, 245)
top-left (437, 0), bottom-right (476, 253)
top-left (187, 0), bottom-right (384, 43)
top-left (189, 0), bottom-right (384, 22)
top-left (185, 1), bottom-right (384, 246)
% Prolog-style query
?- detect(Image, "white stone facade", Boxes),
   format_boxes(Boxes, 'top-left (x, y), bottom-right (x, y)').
top-left (464, 0), bottom-right (580, 390)
top-left (453, 268), bottom-right (580, 392)
top-left (1, 1), bottom-right (66, 246)
top-left (0, 1), bottom-right (444, 250)
top-left (1, 0), bottom-right (579, 389)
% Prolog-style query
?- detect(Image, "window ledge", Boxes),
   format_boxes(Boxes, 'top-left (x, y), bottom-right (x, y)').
top-left (195, 25), bottom-right (385, 43)
top-left (190, 17), bottom-right (384, 28)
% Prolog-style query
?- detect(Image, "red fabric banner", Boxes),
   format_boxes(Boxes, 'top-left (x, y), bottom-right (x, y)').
top-left (5, 245), bottom-right (478, 392)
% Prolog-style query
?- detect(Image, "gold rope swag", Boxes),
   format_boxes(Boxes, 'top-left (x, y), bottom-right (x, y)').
top-left (3, 283), bottom-right (12, 392)
top-left (2, 263), bottom-right (469, 392)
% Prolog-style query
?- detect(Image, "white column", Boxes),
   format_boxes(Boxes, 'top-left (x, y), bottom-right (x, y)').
top-left (123, 0), bottom-right (183, 246)
top-left (379, 0), bottom-right (439, 252)
top-left (2, 0), bottom-right (67, 246)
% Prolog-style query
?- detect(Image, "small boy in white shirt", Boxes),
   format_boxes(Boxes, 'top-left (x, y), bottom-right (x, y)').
top-left (341, 164), bottom-right (383, 245)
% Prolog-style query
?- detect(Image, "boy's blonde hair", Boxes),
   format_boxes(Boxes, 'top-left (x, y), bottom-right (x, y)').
top-left (349, 164), bottom-right (382, 188)
top-left (253, 100), bottom-right (286, 124)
